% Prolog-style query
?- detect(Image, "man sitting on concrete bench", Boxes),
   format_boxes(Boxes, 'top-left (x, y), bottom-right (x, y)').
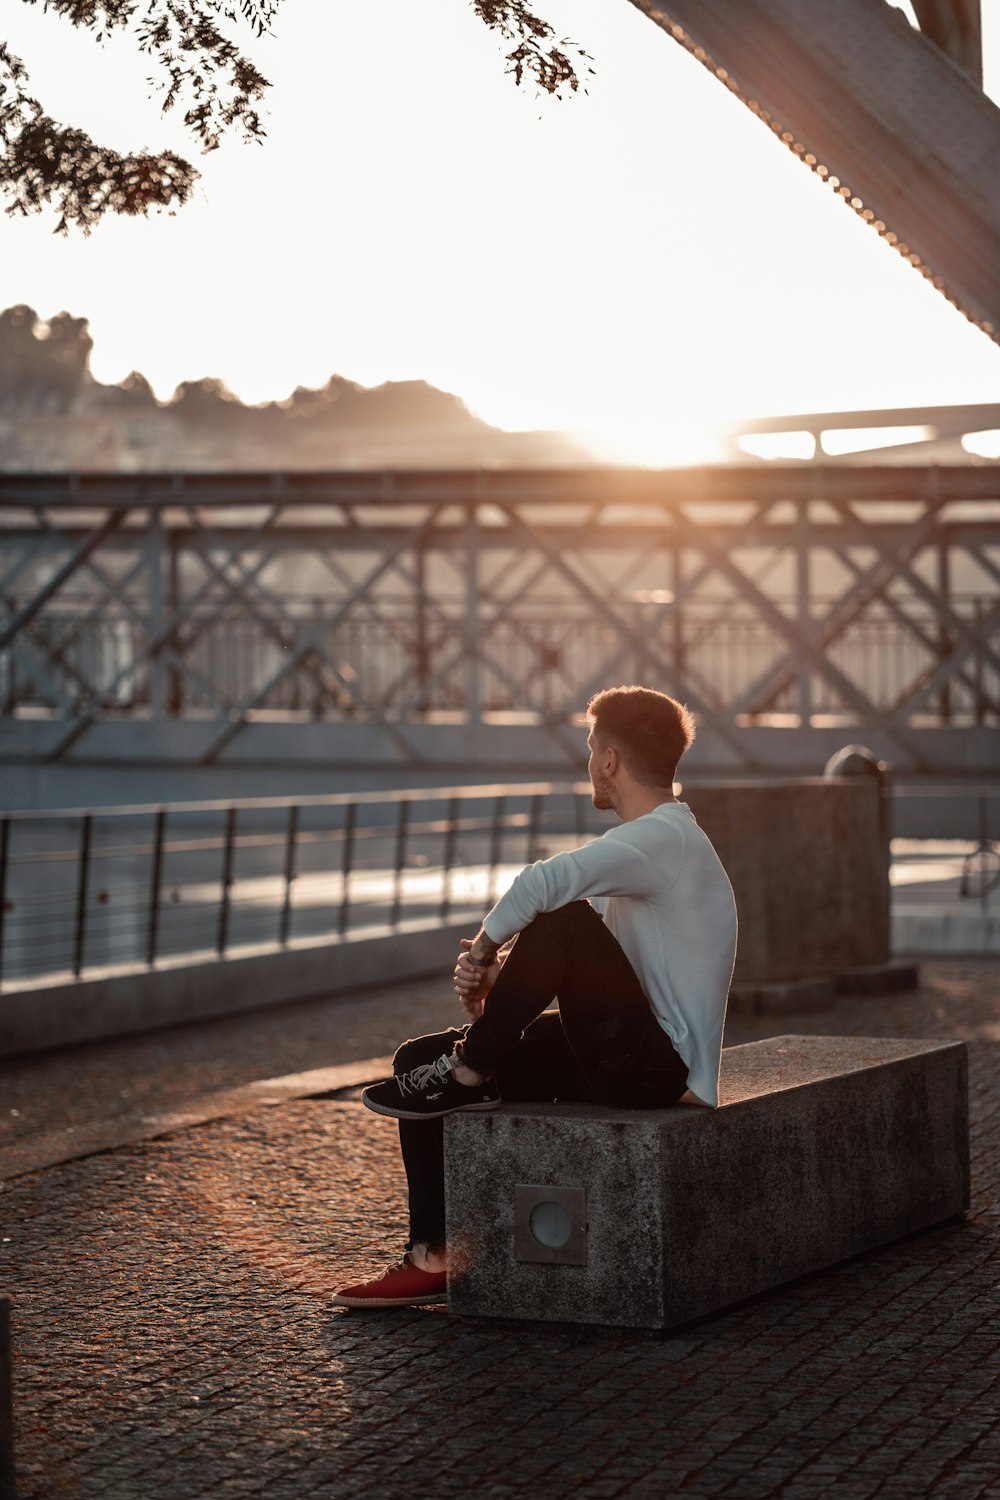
top-left (332, 684), bottom-right (738, 1308)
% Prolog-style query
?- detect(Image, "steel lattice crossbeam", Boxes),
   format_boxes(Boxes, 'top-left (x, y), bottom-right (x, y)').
top-left (0, 466), bottom-right (998, 777)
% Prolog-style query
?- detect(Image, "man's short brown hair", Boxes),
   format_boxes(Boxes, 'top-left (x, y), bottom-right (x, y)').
top-left (587, 685), bottom-right (695, 787)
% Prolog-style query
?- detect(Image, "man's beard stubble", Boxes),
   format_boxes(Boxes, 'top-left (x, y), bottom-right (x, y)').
top-left (590, 769), bottom-right (613, 811)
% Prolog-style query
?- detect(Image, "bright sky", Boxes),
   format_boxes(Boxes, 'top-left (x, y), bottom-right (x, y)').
top-left (3, 0), bottom-right (1000, 463)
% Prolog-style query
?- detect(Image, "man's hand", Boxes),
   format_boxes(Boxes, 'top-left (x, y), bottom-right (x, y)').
top-left (453, 938), bottom-right (502, 1020)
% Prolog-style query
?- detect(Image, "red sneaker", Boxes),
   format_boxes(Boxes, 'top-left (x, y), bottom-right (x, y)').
top-left (332, 1254), bottom-right (447, 1308)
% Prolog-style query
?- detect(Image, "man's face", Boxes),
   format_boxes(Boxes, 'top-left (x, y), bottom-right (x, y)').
top-left (587, 725), bottom-right (613, 810)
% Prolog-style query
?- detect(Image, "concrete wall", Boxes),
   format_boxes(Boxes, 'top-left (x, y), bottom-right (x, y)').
top-left (0, 918), bottom-right (473, 1061)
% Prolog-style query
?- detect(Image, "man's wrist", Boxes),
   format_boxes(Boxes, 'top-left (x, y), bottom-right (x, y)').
top-left (468, 931), bottom-right (500, 967)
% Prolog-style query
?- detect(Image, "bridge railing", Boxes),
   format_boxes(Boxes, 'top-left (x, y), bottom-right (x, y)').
top-left (3, 593), bottom-right (996, 728)
top-left (0, 782), bottom-right (601, 988)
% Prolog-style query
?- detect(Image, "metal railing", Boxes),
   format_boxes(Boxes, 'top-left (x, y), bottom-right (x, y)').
top-left (4, 594), bottom-right (996, 727)
top-left (0, 783), bottom-right (603, 988)
top-left (891, 784), bottom-right (1000, 914)
top-left (3, 778), bottom-right (997, 989)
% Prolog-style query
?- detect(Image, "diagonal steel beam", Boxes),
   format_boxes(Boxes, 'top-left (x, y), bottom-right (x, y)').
top-left (0, 510), bottom-right (125, 653)
top-left (675, 505), bottom-right (932, 767)
top-left (0, 581), bottom-right (98, 707)
top-left (180, 536), bottom-right (320, 672)
top-left (0, 526), bottom-right (49, 599)
top-left (173, 518), bottom-right (385, 720)
top-left (325, 504), bottom-right (450, 639)
top-left (890, 595), bottom-right (1000, 719)
top-left (36, 530), bottom-right (232, 716)
top-left (496, 502), bottom-right (761, 767)
top-left (190, 509), bottom-right (440, 753)
top-left (26, 515), bottom-right (164, 705)
top-left (8, 635), bottom-right (76, 712)
top-left (177, 527), bottom-right (299, 655)
top-left (199, 645), bottom-right (313, 763)
top-left (550, 506), bottom-right (779, 721)
top-left (728, 502), bottom-right (946, 717)
top-left (837, 550), bottom-right (1000, 721)
top-left (563, 618), bottom-right (733, 735)
top-left (184, 512), bottom-right (294, 616)
top-left (831, 499), bottom-right (1000, 682)
top-left (43, 546), bottom-right (230, 717)
top-left (329, 503), bottom-right (538, 715)
top-left (391, 574), bottom-right (563, 725)
top-left (47, 549), bottom-right (147, 653)
top-left (44, 507), bottom-right (284, 759)
top-left (961, 542), bottom-right (1000, 593)
top-left (386, 511), bottom-right (672, 728)
top-left (0, 511), bottom-right (140, 707)
top-left (171, 544), bottom-right (277, 670)
top-left (384, 552), bottom-right (558, 716)
top-left (200, 629), bottom-right (421, 763)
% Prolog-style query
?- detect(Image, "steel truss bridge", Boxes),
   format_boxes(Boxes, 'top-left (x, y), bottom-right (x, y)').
top-left (0, 467), bottom-right (997, 790)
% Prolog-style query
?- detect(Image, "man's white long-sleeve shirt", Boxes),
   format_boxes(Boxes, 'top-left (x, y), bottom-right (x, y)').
top-left (482, 801), bottom-right (737, 1108)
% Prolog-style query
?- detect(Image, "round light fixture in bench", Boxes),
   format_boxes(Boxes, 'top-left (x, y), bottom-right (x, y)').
top-left (514, 1183), bottom-right (587, 1266)
top-left (528, 1199), bottom-right (573, 1249)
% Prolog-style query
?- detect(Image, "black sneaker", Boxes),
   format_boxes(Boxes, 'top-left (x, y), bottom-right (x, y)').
top-left (362, 1054), bottom-right (501, 1120)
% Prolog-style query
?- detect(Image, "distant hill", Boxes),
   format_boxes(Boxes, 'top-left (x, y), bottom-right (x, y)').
top-left (0, 304), bottom-right (590, 471)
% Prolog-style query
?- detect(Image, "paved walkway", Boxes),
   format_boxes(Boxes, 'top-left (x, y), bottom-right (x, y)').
top-left (2, 960), bottom-right (999, 1499)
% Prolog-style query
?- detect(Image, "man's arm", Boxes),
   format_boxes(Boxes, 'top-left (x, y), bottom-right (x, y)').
top-left (479, 828), bottom-right (671, 950)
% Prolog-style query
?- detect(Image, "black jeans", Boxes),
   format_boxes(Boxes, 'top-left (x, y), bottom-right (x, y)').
top-left (393, 900), bottom-right (688, 1251)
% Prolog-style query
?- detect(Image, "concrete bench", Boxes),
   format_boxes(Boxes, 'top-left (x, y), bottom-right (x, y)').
top-left (443, 1035), bottom-right (969, 1330)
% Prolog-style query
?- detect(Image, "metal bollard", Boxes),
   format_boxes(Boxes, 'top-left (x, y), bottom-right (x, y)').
top-left (0, 1294), bottom-right (15, 1500)
top-left (824, 743), bottom-right (891, 858)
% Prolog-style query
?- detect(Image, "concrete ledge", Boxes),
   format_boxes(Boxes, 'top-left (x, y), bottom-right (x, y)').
top-left (444, 1035), bottom-right (969, 1330)
top-left (834, 959), bottom-right (921, 995)
top-left (728, 975), bottom-right (836, 1016)
top-left (893, 906), bottom-right (1000, 955)
top-left (0, 917), bottom-right (476, 1059)
top-left (729, 960), bottom-right (921, 1016)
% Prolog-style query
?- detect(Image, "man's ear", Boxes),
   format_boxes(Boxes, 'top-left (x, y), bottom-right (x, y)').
top-left (604, 744), bottom-right (620, 777)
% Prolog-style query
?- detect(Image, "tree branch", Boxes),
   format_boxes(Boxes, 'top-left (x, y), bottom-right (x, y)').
top-left (1, 0), bottom-right (593, 232)
top-left (0, 41), bottom-right (196, 232)
top-left (471, 1), bottom-right (593, 96)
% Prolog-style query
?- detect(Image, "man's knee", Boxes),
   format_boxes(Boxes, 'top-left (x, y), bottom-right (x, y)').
top-left (393, 1029), bottom-right (462, 1074)
top-left (525, 901), bottom-right (596, 937)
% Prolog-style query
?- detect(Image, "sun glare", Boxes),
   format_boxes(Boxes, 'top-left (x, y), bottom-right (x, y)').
top-left (578, 418), bottom-right (729, 468)
top-left (962, 429), bottom-right (1000, 459)
top-left (738, 432), bottom-right (817, 462)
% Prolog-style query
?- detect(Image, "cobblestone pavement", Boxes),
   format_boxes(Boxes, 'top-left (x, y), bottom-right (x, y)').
top-left (0, 974), bottom-right (459, 1151)
top-left (2, 960), bottom-right (999, 1499)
